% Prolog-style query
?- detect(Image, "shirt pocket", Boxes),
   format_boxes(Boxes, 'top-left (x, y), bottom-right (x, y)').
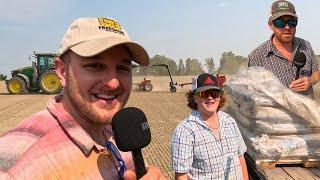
top-left (193, 139), bottom-right (221, 172)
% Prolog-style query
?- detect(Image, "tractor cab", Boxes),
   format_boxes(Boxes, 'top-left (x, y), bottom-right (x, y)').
top-left (31, 53), bottom-right (57, 84)
top-left (35, 53), bottom-right (56, 74)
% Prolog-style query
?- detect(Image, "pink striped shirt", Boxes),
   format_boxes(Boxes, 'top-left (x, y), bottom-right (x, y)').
top-left (0, 95), bottom-right (134, 179)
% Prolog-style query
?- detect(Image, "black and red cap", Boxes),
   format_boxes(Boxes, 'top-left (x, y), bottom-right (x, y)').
top-left (192, 73), bottom-right (222, 93)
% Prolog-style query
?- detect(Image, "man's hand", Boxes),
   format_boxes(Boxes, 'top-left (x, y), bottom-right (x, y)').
top-left (289, 76), bottom-right (311, 92)
top-left (123, 166), bottom-right (167, 180)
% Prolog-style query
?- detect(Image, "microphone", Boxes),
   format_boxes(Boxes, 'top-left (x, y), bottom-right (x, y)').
top-left (293, 51), bottom-right (306, 80)
top-left (112, 107), bottom-right (151, 179)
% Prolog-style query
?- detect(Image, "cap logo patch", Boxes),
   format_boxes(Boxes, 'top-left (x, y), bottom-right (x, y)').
top-left (204, 77), bottom-right (214, 85)
top-left (278, 2), bottom-right (289, 10)
top-left (98, 17), bottom-right (124, 35)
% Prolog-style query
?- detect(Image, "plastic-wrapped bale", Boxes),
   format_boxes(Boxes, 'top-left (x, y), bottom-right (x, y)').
top-left (226, 67), bottom-right (320, 167)
top-left (226, 105), bottom-right (318, 135)
top-left (226, 67), bottom-right (320, 127)
top-left (226, 84), bottom-right (281, 108)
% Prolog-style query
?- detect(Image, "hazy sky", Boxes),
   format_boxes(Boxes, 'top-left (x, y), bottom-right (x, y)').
top-left (1, 0), bottom-right (319, 76)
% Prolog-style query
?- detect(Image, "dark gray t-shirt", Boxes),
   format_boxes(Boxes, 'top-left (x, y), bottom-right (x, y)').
top-left (248, 36), bottom-right (318, 98)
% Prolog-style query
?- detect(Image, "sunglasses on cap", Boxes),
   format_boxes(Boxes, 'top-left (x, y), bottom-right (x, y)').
top-left (195, 89), bottom-right (222, 99)
top-left (272, 18), bottom-right (298, 28)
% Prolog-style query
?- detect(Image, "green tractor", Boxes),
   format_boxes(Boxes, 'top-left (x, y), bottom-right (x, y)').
top-left (6, 52), bottom-right (62, 94)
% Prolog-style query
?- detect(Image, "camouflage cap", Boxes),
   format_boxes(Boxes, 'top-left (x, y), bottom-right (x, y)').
top-left (270, 0), bottom-right (297, 21)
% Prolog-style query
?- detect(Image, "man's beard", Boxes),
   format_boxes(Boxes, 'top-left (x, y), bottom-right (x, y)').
top-left (64, 70), bottom-right (129, 126)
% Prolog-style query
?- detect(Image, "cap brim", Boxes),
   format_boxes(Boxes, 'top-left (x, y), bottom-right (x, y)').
top-left (195, 86), bottom-right (222, 93)
top-left (270, 12), bottom-right (298, 21)
top-left (70, 37), bottom-right (149, 66)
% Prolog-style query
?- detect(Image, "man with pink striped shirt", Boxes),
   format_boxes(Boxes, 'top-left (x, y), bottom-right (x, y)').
top-left (0, 17), bottom-right (165, 180)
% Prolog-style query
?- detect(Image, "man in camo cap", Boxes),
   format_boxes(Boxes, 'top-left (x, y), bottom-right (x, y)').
top-left (248, 0), bottom-right (319, 98)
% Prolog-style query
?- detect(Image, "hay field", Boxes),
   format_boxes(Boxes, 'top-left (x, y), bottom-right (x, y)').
top-left (0, 76), bottom-right (319, 179)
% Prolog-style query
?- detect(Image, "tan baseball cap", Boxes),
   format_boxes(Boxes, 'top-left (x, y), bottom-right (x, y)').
top-left (59, 17), bottom-right (149, 65)
top-left (270, 0), bottom-right (297, 21)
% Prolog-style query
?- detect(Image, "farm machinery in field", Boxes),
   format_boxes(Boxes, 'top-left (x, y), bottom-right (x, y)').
top-left (6, 52), bottom-right (62, 95)
top-left (133, 64), bottom-right (178, 93)
top-left (133, 63), bottom-right (227, 92)
top-left (217, 74), bottom-right (226, 87)
top-left (134, 78), bottom-right (153, 91)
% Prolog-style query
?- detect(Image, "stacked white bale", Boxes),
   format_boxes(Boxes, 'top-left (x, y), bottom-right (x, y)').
top-left (226, 67), bottom-right (320, 159)
top-left (226, 86), bottom-right (317, 135)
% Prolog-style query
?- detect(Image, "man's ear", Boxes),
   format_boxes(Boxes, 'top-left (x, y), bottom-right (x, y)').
top-left (55, 57), bottom-right (67, 87)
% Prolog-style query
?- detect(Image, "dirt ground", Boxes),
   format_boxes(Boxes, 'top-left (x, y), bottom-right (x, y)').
top-left (1, 75), bottom-right (320, 179)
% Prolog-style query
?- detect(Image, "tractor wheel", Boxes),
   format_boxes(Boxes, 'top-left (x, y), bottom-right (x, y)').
top-left (143, 84), bottom-right (153, 91)
top-left (7, 77), bottom-right (27, 94)
top-left (170, 86), bottom-right (177, 93)
top-left (40, 70), bottom-right (62, 94)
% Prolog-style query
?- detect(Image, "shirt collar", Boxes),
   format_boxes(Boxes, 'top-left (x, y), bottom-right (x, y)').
top-left (47, 95), bottom-right (112, 155)
top-left (265, 34), bottom-right (301, 57)
top-left (265, 35), bottom-right (275, 56)
top-left (189, 110), bottom-right (222, 130)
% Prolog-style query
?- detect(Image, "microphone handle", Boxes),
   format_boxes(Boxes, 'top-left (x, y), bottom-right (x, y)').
top-left (132, 149), bottom-right (147, 179)
top-left (295, 68), bottom-right (300, 80)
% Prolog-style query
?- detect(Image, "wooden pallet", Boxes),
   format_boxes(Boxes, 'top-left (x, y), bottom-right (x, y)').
top-left (245, 153), bottom-right (320, 180)
top-left (258, 157), bottom-right (320, 169)
top-left (246, 150), bottom-right (320, 169)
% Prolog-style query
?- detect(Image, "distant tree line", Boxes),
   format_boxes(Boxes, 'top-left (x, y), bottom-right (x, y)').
top-left (217, 51), bottom-right (248, 75)
top-left (133, 52), bottom-right (320, 76)
top-left (132, 51), bottom-right (248, 76)
top-left (0, 74), bottom-right (7, 81)
top-left (1, 53), bottom-right (319, 79)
